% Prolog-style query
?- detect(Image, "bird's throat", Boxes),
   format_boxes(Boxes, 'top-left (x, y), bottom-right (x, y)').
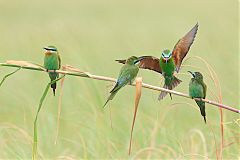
top-left (45, 52), bottom-right (52, 56)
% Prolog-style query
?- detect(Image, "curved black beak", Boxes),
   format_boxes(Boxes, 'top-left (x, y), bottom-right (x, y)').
top-left (188, 71), bottom-right (195, 77)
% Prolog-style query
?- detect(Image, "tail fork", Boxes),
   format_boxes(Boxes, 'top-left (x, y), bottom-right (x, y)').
top-left (158, 76), bottom-right (181, 100)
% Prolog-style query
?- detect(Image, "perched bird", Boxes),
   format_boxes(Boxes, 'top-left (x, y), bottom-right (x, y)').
top-left (116, 23), bottom-right (198, 100)
top-left (103, 56), bottom-right (142, 107)
top-left (188, 71), bottom-right (207, 123)
top-left (43, 46), bottom-right (61, 96)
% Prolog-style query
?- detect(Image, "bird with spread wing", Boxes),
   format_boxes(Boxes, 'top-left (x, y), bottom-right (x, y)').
top-left (116, 23), bottom-right (198, 100)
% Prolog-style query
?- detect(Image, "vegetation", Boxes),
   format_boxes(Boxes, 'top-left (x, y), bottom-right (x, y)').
top-left (0, 0), bottom-right (239, 159)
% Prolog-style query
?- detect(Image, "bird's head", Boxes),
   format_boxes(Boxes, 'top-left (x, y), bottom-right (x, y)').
top-left (126, 56), bottom-right (143, 65)
top-left (43, 46), bottom-right (58, 55)
top-left (161, 49), bottom-right (172, 63)
top-left (188, 71), bottom-right (203, 80)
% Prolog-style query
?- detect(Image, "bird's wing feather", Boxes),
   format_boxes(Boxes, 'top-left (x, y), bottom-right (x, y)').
top-left (111, 67), bottom-right (132, 93)
top-left (172, 23), bottom-right (199, 72)
top-left (58, 54), bottom-right (61, 69)
top-left (116, 56), bottom-right (162, 74)
top-left (203, 82), bottom-right (207, 99)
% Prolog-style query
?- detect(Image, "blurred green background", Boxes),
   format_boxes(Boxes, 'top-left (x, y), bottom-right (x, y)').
top-left (0, 0), bottom-right (239, 159)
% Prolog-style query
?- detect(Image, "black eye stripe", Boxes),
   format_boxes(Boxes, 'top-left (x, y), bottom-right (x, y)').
top-left (46, 48), bottom-right (57, 51)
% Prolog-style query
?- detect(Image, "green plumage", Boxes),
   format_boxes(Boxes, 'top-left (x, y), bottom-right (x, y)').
top-left (159, 57), bottom-right (175, 86)
top-left (188, 71), bottom-right (207, 123)
top-left (103, 56), bottom-right (140, 107)
top-left (159, 52), bottom-right (181, 100)
top-left (43, 46), bottom-right (61, 96)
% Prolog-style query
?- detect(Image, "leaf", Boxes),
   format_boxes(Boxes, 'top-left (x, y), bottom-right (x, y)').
top-left (0, 67), bottom-right (21, 88)
top-left (128, 77), bottom-right (142, 155)
top-left (32, 75), bottom-right (65, 160)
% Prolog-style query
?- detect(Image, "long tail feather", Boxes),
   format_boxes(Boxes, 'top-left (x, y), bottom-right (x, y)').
top-left (196, 100), bottom-right (206, 124)
top-left (158, 76), bottom-right (182, 100)
top-left (103, 91), bottom-right (117, 108)
top-left (103, 82), bottom-right (121, 108)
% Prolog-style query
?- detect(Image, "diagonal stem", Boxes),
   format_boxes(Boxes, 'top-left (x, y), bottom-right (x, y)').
top-left (32, 75), bottom-right (65, 160)
top-left (0, 67), bottom-right (21, 87)
top-left (0, 62), bottom-right (239, 114)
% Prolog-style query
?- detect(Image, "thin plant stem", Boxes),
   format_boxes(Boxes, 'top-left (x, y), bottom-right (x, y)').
top-left (0, 62), bottom-right (239, 114)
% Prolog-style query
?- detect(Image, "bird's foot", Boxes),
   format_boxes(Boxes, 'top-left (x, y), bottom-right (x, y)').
top-left (53, 70), bottom-right (56, 73)
top-left (46, 69), bottom-right (49, 72)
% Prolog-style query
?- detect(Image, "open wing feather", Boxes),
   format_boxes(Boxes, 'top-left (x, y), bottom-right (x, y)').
top-left (172, 23), bottom-right (199, 72)
top-left (116, 56), bottom-right (161, 74)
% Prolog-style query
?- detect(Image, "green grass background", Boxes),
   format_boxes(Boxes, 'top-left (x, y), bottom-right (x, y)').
top-left (0, 0), bottom-right (239, 159)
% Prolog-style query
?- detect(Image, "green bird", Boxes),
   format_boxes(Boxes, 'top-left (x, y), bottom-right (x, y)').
top-left (43, 46), bottom-right (61, 96)
top-left (103, 56), bottom-right (142, 107)
top-left (116, 23), bottom-right (198, 100)
top-left (188, 71), bottom-right (207, 123)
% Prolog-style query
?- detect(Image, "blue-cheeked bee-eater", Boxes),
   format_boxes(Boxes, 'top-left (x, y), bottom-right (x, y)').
top-left (188, 71), bottom-right (207, 124)
top-left (104, 56), bottom-right (143, 107)
top-left (43, 46), bottom-right (61, 96)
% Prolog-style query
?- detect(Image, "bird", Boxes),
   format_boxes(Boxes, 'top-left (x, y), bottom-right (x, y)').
top-left (103, 56), bottom-right (143, 107)
top-left (116, 23), bottom-right (198, 100)
top-left (43, 46), bottom-right (61, 96)
top-left (188, 71), bottom-right (207, 124)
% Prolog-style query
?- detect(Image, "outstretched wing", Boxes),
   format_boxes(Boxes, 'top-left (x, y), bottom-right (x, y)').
top-left (172, 23), bottom-right (199, 72)
top-left (115, 56), bottom-right (162, 74)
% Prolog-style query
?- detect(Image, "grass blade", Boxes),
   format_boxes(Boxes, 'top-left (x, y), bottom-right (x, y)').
top-left (55, 69), bottom-right (66, 145)
top-left (32, 75), bottom-right (65, 160)
top-left (0, 67), bottom-right (21, 87)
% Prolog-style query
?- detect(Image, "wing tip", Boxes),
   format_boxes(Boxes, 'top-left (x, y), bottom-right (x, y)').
top-left (115, 59), bottom-right (126, 64)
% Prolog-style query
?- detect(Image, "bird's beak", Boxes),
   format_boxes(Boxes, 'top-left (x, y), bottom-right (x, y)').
top-left (188, 71), bottom-right (195, 77)
top-left (43, 47), bottom-right (48, 50)
top-left (165, 58), bottom-right (168, 64)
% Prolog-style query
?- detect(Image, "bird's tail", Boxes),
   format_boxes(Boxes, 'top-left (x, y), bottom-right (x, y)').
top-left (51, 82), bottom-right (57, 96)
top-left (49, 72), bottom-right (58, 96)
top-left (158, 76), bottom-right (182, 100)
top-left (196, 100), bottom-right (206, 124)
top-left (103, 82), bottom-right (121, 108)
